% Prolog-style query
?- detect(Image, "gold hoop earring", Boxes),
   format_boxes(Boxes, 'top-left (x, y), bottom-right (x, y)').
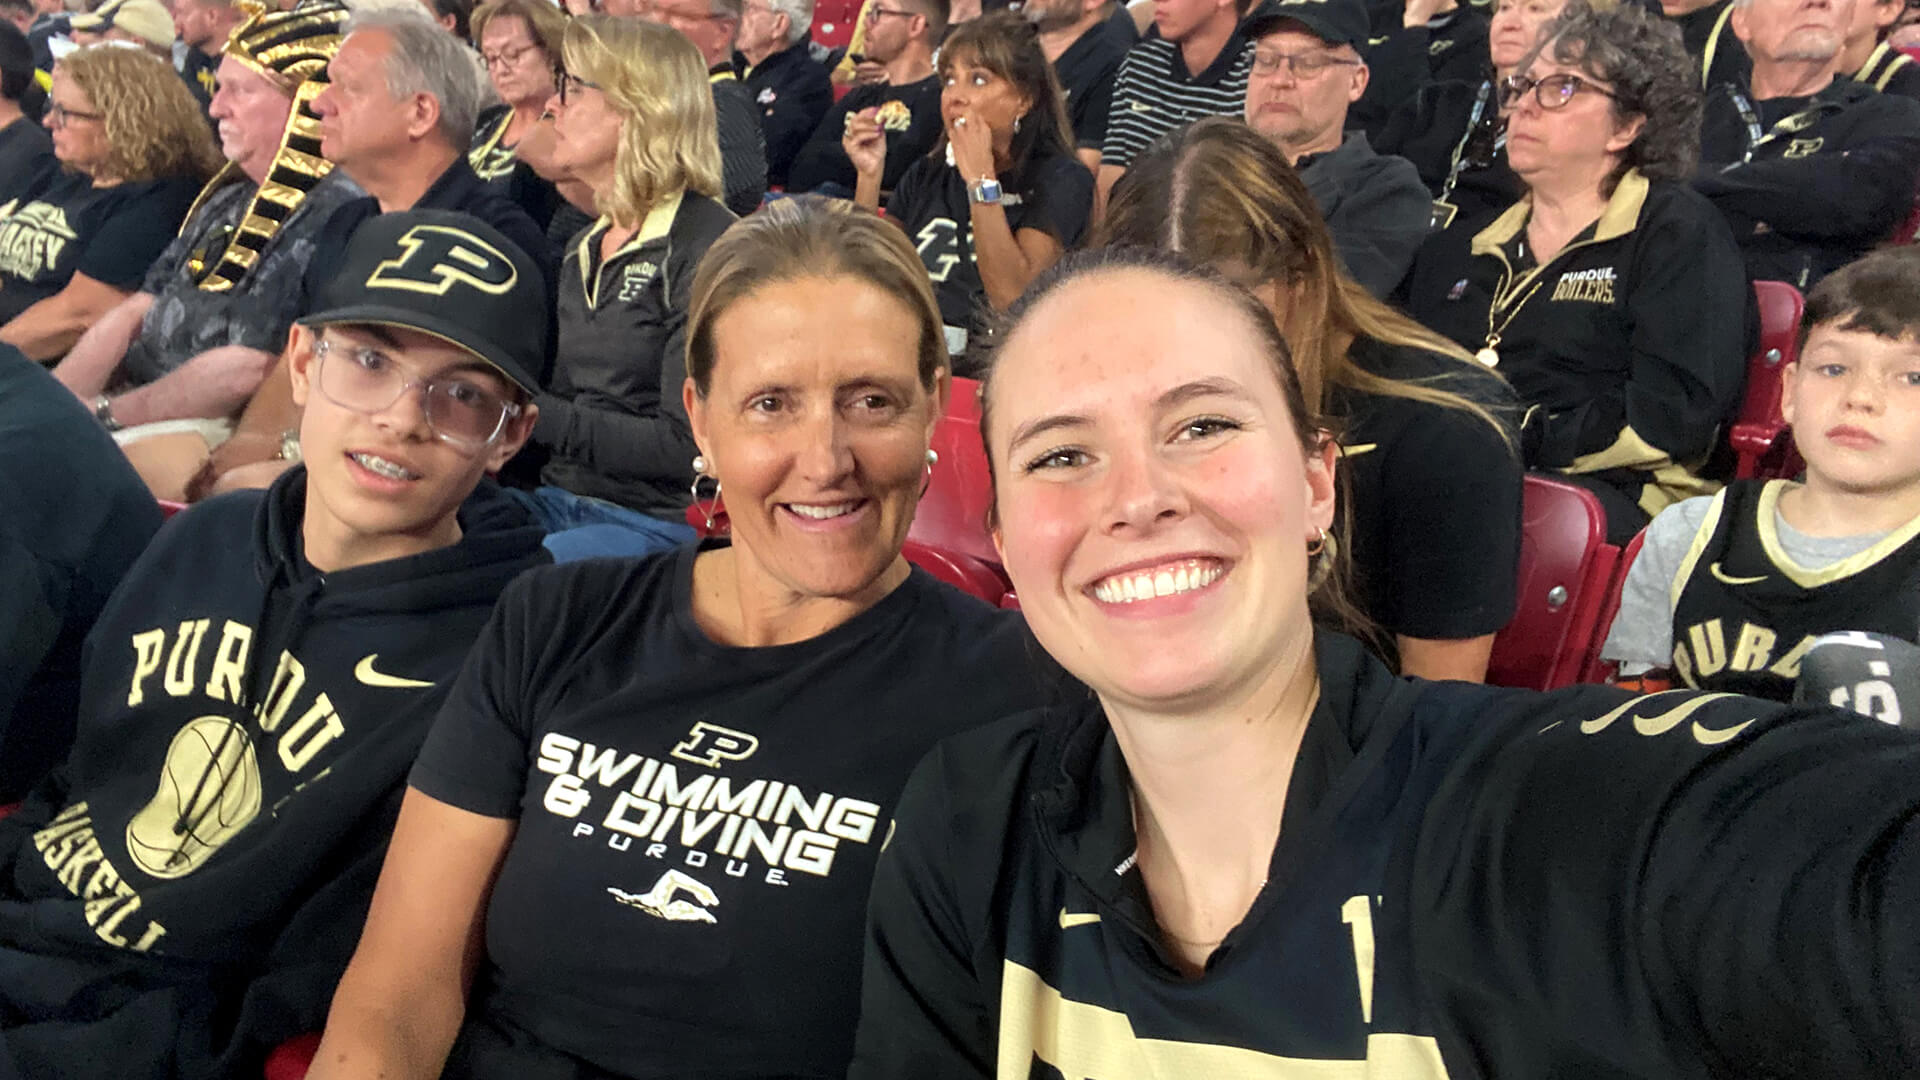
top-left (1307, 527), bottom-right (1336, 591)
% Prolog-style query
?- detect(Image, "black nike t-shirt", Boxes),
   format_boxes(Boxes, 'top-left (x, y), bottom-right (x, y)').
top-left (0, 172), bottom-right (201, 324)
top-left (886, 149), bottom-right (1093, 362)
top-left (410, 542), bottom-right (1058, 1078)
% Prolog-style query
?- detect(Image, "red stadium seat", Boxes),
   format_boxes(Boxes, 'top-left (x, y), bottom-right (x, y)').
top-left (812, 0), bottom-right (860, 51)
top-left (263, 1033), bottom-right (319, 1080)
top-left (1580, 526), bottom-right (1649, 685)
top-left (901, 540), bottom-right (1007, 604)
top-left (909, 376), bottom-right (1005, 578)
top-left (1730, 280), bottom-right (1806, 481)
top-left (1486, 475), bottom-right (1625, 691)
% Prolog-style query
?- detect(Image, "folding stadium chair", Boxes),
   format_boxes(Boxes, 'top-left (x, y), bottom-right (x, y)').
top-left (264, 1034), bottom-right (319, 1080)
top-left (1730, 280), bottom-right (1806, 481)
top-left (900, 539), bottom-right (1008, 605)
top-left (812, 0), bottom-right (860, 54)
top-left (908, 376), bottom-right (1005, 580)
top-left (1486, 475), bottom-right (1626, 691)
top-left (1578, 526), bottom-right (1649, 685)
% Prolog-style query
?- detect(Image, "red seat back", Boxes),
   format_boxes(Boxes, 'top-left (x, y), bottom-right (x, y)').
top-left (909, 376), bottom-right (1005, 576)
top-left (1730, 280), bottom-right (1806, 480)
top-left (263, 1033), bottom-right (319, 1080)
top-left (1487, 475), bottom-right (1625, 690)
top-left (812, 0), bottom-right (860, 50)
top-left (1580, 526), bottom-right (1648, 684)
top-left (901, 539), bottom-right (1007, 604)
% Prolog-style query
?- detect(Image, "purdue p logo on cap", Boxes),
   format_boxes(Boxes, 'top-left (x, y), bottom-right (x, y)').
top-left (366, 225), bottom-right (520, 298)
top-left (299, 209), bottom-right (551, 395)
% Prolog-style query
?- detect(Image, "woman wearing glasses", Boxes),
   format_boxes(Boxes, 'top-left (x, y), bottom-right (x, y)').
top-left (1400, 4), bottom-right (1749, 542)
top-left (468, 0), bottom-right (565, 230)
top-left (1377, 0), bottom-right (1621, 229)
top-left (0, 43), bottom-right (216, 362)
top-left (509, 15), bottom-right (737, 559)
top-left (846, 11), bottom-right (1091, 370)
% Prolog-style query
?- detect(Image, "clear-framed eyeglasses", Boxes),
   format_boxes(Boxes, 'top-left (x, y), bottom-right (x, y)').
top-left (312, 335), bottom-right (521, 452)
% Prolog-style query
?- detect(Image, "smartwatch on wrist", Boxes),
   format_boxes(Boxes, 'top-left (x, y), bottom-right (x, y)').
top-left (92, 395), bottom-right (121, 433)
top-left (967, 176), bottom-right (1003, 206)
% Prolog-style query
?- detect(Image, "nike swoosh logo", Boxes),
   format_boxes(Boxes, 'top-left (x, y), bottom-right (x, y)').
top-left (354, 655), bottom-right (434, 689)
top-left (1059, 907), bottom-right (1101, 929)
top-left (1340, 442), bottom-right (1379, 458)
top-left (1709, 562), bottom-right (1768, 586)
top-left (1129, 101), bottom-right (1153, 112)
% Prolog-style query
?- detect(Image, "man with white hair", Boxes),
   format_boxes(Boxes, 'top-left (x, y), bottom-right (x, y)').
top-left (1694, 0), bottom-right (1920, 287)
top-left (52, 0), bottom-right (359, 496)
top-left (129, 5), bottom-right (554, 500)
top-left (736, 0), bottom-right (830, 188)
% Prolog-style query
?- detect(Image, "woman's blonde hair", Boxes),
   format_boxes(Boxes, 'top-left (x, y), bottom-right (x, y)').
top-left (687, 196), bottom-right (947, 396)
top-left (561, 15), bottom-right (723, 227)
top-left (1100, 118), bottom-right (1514, 449)
top-left (58, 44), bottom-right (221, 184)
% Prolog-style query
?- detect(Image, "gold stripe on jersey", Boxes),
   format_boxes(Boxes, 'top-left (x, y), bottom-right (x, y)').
top-left (996, 961), bottom-right (1451, 1078)
top-left (1701, 4), bottom-right (1734, 90)
top-left (1669, 486), bottom-right (1730, 613)
top-left (573, 192), bottom-right (683, 309)
top-left (1754, 479), bottom-right (1920, 587)
top-left (1856, 42), bottom-right (1913, 93)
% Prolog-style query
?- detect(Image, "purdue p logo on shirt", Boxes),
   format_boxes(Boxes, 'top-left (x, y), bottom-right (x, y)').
top-left (365, 224), bottom-right (519, 298)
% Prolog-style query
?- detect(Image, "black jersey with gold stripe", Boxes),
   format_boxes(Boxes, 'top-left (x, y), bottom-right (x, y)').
top-left (851, 631), bottom-right (1920, 1077)
top-left (1668, 478), bottom-right (1920, 699)
top-left (1857, 41), bottom-right (1920, 102)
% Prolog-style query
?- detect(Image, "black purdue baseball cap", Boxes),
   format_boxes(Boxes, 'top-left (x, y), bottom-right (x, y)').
top-left (1241, 0), bottom-right (1371, 51)
top-left (299, 209), bottom-right (548, 395)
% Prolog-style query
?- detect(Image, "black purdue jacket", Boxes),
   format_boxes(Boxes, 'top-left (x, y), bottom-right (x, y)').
top-left (1696, 75), bottom-right (1920, 289)
top-left (852, 631), bottom-right (1920, 1077)
top-left (0, 469), bottom-right (547, 1078)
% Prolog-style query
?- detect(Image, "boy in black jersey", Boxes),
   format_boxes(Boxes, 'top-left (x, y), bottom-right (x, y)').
top-left (1604, 247), bottom-right (1920, 701)
top-left (0, 209), bottom-right (551, 1078)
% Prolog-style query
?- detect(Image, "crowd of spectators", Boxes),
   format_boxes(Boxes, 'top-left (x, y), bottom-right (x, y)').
top-left (3, 0), bottom-right (1920, 1071)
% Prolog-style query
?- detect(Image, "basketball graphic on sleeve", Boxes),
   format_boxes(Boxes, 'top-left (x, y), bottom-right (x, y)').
top-left (125, 717), bottom-right (264, 880)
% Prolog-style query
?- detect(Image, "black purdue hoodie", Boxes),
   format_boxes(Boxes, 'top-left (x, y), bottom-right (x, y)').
top-left (0, 468), bottom-right (548, 1079)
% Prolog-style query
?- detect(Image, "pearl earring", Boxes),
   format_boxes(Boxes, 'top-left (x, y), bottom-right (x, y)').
top-left (926, 449), bottom-right (940, 465)
top-left (692, 454), bottom-right (707, 475)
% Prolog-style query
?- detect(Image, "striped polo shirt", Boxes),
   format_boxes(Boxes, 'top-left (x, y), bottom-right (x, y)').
top-left (1099, 31), bottom-right (1254, 170)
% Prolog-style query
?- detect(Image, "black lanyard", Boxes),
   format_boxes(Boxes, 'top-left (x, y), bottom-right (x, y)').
top-left (1439, 80), bottom-right (1499, 204)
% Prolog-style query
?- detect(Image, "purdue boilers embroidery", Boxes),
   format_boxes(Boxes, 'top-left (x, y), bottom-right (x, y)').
top-left (365, 224), bottom-right (519, 297)
top-left (536, 723), bottom-right (885, 919)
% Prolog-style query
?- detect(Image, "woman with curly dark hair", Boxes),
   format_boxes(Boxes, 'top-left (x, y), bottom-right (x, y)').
top-left (0, 43), bottom-right (218, 362)
top-left (1400, 3), bottom-right (1752, 542)
top-left (845, 10), bottom-right (1092, 372)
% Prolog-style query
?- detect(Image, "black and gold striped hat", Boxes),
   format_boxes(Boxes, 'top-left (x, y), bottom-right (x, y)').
top-left (182, 0), bottom-right (351, 293)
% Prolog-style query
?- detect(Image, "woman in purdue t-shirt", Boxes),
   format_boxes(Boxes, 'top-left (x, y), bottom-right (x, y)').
top-left (845, 11), bottom-right (1092, 373)
top-left (1104, 118), bottom-right (1522, 683)
top-left (308, 199), bottom-right (1054, 1079)
top-left (0, 43), bottom-right (214, 361)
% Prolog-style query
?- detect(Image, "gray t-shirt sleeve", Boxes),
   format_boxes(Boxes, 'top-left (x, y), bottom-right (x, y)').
top-left (1601, 495), bottom-right (1719, 672)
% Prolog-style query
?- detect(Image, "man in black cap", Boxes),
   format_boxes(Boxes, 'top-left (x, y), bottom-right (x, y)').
top-left (0, 21), bottom-right (51, 203)
top-left (1242, 0), bottom-right (1430, 295)
top-left (0, 208), bottom-right (550, 1080)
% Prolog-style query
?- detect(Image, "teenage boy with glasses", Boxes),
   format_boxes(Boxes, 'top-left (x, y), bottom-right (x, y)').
top-left (0, 208), bottom-right (550, 1080)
